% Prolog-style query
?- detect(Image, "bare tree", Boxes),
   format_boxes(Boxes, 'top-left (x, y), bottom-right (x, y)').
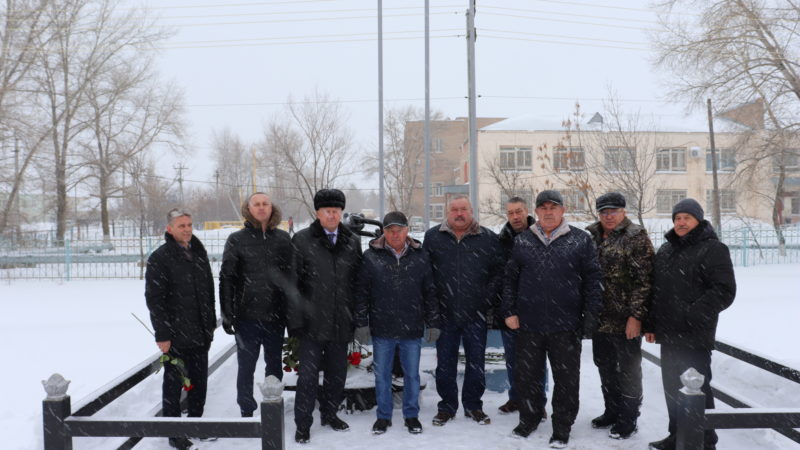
top-left (480, 153), bottom-right (537, 221)
top-left (266, 90), bottom-right (357, 217)
top-left (0, 0), bottom-right (56, 236)
top-left (33, 0), bottom-right (171, 244)
top-left (211, 127), bottom-right (250, 219)
top-left (81, 65), bottom-right (185, 241)
top-left (654, 0), bottom-right (800, 240)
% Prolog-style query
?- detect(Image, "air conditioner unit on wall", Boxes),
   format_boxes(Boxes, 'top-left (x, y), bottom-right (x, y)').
top-left (690, 146), bottom-right (702, 158)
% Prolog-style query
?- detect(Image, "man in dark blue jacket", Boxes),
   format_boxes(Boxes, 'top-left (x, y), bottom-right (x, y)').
top-left (355, 211), bottom-right (441, 435)
top-left (219, 192), bottom-right (293, 417)
top-left (424, 195), bottom-right (504, 427)
top-left (503, 190), bottom-right (603, 448)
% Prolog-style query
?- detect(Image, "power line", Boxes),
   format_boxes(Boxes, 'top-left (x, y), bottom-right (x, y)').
top-left (158, 4), bottom-right (462, 21)
top-left (480, 34), bottom-right (649, 52)
top-left (162, 32), bottom-right (459, 49)
top-left (168, 28), bottom-right (461, 46)
top-left (157, 11), bottom-right (459, 29)
top-left (481, 4), bottom-right (660, 25)
top-left (481, 11), bottom-right (654, 32)
top-left (480, 27), bottom-right (648, 47)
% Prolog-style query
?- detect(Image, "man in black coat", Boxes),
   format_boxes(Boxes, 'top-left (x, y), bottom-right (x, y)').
top-left (646, 199), bottom-right (736, 450)
top-left (289, 189), bottom-right (363, 444)
top-left (219, 192), bottom-right (293, 417)
top-left (503, 190), bottom-right (603, 448)
top-left (423, 195), bottom-right (504, 427)
top-left (496, 196), bottom-right (548, 418)
top-left (355, 211), bottom-right (441, 435)
top-left (145, 208), bottom-right (216, 450)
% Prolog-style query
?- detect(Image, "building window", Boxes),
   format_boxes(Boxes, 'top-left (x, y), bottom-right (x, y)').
top-left (706, 148), bottom-right (736, 171)
top-left (792, 195), bottom-right (800, 215)
top-left (553, 147), bottom-right (585, 172)
top-left (557, 189), bottom-right (589, 213)
top-left (617, 190), bottom-right (639, 214)
top-left (656, 189), bottom-right (687, 214)
top-left (500, 146), bottom-right (533, 170)
top-left (434, 138), bottom-right (444, 153)
top-left (706, 189), bottom-right (736, 213)
top-left (657, 147), bottom-right (686, 172)
top-left (431, 182), bottom-right (444, 197)
top-left (773, 149), bottom-right (799, 172)
top-left (430, 203), bottom-right (444, 220)
top-left (604, 147), bottom-right (636, 172)
top-left (500, 189), bottom-right (533, 208)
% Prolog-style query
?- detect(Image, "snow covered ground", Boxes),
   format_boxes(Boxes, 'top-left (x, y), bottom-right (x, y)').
top-left (1, 264), bottom-right (798, 449)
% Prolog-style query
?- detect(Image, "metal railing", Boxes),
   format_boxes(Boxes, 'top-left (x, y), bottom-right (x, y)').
top-left (642, 339), bottom-right (800, 447)
top-left (41, 340), bottom-right (287, 450)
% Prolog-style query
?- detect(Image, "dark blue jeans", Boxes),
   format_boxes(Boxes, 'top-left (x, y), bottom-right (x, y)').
top-left (235, 319), bottom-right (285, 414)
top-left (502, 328), bottom-right (548, 406)
top-left (373, 336), bottom-right (422, 420)
top-left (435, 320), bottom-right (487, 414)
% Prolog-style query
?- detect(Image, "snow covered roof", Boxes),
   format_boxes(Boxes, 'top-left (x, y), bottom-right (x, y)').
top-left (480, 112), bottom-right (751, 133)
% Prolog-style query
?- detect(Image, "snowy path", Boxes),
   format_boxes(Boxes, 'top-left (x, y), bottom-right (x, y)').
top-left (2, 264), bottom-right (799, 449)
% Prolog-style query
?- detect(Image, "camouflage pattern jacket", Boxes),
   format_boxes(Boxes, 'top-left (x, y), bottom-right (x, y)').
top-left (586, 218), bottom-right (654, 334)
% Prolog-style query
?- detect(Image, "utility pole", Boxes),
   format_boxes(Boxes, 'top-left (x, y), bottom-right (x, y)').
top-left (174, 163), bottom-right (187, 204)
top-left (707, 99), bottom-right (722, 232)
top-left (378, 0), bottom-right (385, 219)
top-left (215, 170), bottom-right (221, 219)
top-left (466, 0), bottom-right (478, 213)
top-left (423, 0), bottom-right (431, 228)
top-left (251, 144), bottom-right (257, 193)
top-left (13, 135), bottom-right (21, 239)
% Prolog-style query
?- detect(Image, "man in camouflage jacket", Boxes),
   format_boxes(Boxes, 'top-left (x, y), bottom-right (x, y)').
top-left (585, 193), bottom-right (654, 440)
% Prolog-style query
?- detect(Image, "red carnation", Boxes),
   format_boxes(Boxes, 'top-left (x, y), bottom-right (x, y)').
top-left (283, 366), bottom-right (292, 372)
top-left (349, 352), bottom-right (362, 366)
top-left (183, 384), bottom-right (194, 392)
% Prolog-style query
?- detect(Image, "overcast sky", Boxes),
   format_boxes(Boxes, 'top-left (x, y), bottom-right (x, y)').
top-left (142, 0), bottom-right (696, 189)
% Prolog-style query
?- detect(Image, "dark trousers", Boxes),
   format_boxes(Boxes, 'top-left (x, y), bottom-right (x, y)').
top-left (592, 332), bottom-right (643, 425)
top-left (502, 328), bottom-right (548, 406)
top-left (435, 320), bottom-right (487, 413)
top-left (163, 344), bottom-right (209, 418)
top-left (516, 330), bottom-right (581, 435)
top-left (235, 319), bottom-right (285, 414)
top-left (661, 344), bottom-right (718, 446)
top-left (294, 338), bottom-right (349, 430)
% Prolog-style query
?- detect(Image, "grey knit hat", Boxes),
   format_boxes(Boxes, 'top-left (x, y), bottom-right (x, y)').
top-left (672, 198), bottom-right (704, 222)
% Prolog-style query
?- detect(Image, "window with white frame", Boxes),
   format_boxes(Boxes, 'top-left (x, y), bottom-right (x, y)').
top-left (434, 138), bottom-right (444, 153)
top-left (429, 203), bottom-right (444, 220)
top-left (616, 190), bottom-right (639, 214)
top-left (705, 148), bottom-right (736, 171)
top-left (557, 189), bottom-right (589, 213)
top-left (773, 149), bottom-right (799, 173)
top-left (656, 189), bottom-right (687, 214)
top-left (656, 147), bottom-right (686, 172)
top-left (499, 146), bottom-right (533, 170)
top-left (604, 147), bottom-right (636, 172)
top-left (553, 147), bottom-right (585, 172)
top-left (431, 182), bottom-right (444, 197)
top-left (792, 194), bottom-right (800, 215)
top-left (706, 189), bottom-right (736, 213)
top-left (500, 189), bottom-right (533, 209)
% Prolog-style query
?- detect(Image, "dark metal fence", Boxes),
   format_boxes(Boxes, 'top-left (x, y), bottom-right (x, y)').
top-left (642, 339), bottom-right (800, 447)
top-left (41, 340), bottom-right (286, 450)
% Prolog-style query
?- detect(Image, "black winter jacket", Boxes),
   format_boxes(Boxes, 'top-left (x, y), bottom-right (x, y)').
top-left (423, 223), bottom-right (504, 325)
top-left (492, 216), bottom-right (535, 329)
top-left (648, 221), bottom-right (736, 350)
top-left (145, 233), bottom-right (216, 348)
top-left (288, 219), bottom-right (363, 343)
top-left (502, 224), bottom-right (603, 334)
top-left (355, 236), bottom-right (440, 339)
top-left (219, 221), bottom-right (293, 324)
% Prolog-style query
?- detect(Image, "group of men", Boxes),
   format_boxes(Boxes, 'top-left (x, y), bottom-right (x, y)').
top-left (145, 187), bottom-right (736, 450)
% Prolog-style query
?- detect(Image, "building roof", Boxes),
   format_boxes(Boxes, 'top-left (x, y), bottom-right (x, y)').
top-left (479, 112), bottom-right (751, 133)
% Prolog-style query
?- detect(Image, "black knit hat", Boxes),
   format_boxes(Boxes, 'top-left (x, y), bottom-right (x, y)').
top-left (535, 190), bottom-right (563, 207)
top-left (382, 211), bottom-right (408, 228)
top-left (596, 192), bottom-right (626, 211)
top-left (672, 198), bottom-right (704, 222)
top-left (314, 188), bottom-right (346, 210)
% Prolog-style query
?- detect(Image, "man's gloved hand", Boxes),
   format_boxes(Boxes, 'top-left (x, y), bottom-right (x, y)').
top-left (354, 326), bottom-right (371, 344)
top-left (582, 312), bottom-right (599, 340)
top-left (222, 317), bottom-right (236, 335)
top-left (425, 327), bottom-right (441, 343)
